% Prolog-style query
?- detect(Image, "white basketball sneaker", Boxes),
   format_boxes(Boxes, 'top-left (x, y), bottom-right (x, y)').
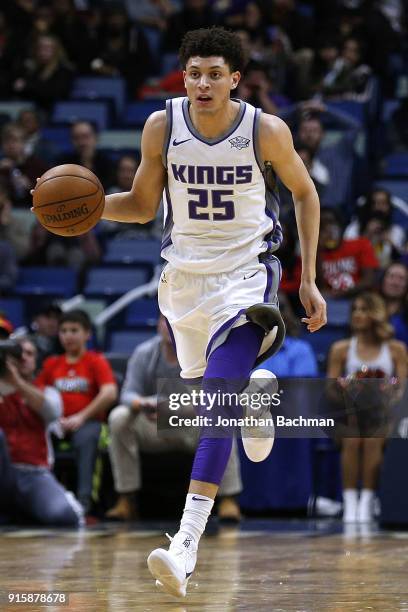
top-left (147, 532), bottom-right (197, 598)
top-left (240, 368), bottom-right (277, 462)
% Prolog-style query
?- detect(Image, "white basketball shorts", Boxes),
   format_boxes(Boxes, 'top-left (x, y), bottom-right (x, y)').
top-left (158, 254), bottom-right (282, 379)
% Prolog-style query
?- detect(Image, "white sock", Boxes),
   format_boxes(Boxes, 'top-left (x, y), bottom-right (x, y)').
top-left (172, 493), bottom-right (214, 548)
top-left (358, 489), bottom-right (375, 522)
top-left (343, 489), bottom-right (358, 522)
top-left (360, 489), bottom-right (374, 504)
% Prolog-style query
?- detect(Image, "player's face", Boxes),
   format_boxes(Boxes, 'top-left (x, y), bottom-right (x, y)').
top-left (184, 56), bottom-right (240, 114)
top-left (59, 322), bottom-right (90, 353)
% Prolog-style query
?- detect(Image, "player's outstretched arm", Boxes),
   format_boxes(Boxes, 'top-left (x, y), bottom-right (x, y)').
top-left (102, 111), bottom-right (167, 224)
top-left (259, 113), bottom-right (327, 332)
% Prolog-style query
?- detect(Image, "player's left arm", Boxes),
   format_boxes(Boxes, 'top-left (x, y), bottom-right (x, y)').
top-left (259, 113), bottom-right (327, 332)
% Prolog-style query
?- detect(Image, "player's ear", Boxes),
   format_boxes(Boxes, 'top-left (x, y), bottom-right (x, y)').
top-left (183, 70), bottom-right (187, 90)
top-left (231, 71), bottom-right (241, 90)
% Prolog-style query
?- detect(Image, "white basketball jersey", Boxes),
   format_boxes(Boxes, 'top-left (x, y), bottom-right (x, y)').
top-left (161, 97), bottom-right (282, 274)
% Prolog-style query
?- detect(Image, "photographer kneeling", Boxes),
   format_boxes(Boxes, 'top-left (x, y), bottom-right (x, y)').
top-left (0, 338), bottom-right (83, 526)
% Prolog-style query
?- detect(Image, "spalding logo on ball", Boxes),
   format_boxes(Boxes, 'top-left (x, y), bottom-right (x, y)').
top-left (32, 164), bottom-right (105, 237)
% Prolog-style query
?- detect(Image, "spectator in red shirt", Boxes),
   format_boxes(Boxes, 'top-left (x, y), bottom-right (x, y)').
top-left (37, 310), bottom-right (117, 513)
top-left (0, 338), bottom-right (83, 526)
top-left (317, 208), bottom-right (379, 298)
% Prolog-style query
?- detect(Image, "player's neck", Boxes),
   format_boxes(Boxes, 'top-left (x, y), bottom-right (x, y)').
top-left (189, 99), bottom-right (240, 139)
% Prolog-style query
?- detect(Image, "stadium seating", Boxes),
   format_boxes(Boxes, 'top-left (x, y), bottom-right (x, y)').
top-left (13, 267), bottom-right (77, 297)
top-left (123, 100), bottom-right (165, 127)
top-left (300, 326), bottom-right (346, 372)
top-left (125, 298), bottom-right (159, 327)
top-left (0, 298), bottom-right (25, 328)
top-left (326, 101), bottom-right (366, 126)
top-left (51, 101), bottom-right (110, 130)
top-left (107, 329), bottom-right (156, 353)
top-left (41, 126), bottom-right (72, 155)
top-left (0, 101), bottom-right (34, 120)
top-left (381, 153), bottom-right (408, 178)
top-left (70, 77), bottom-right (126, 116)
top-left (97, 129), bottom-right (142, 151)
top-left (326, 299), bottom-right (351, 327)
top-left (102, 238), bottom-right (161, 265)
top-left (84, 266), bottom-right (149, 296)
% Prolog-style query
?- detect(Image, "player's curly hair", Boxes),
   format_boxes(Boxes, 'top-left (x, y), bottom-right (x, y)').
top-left (179, 27), bottom-right (246, 73)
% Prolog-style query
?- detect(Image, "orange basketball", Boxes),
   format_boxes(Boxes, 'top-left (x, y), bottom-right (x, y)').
top-left (32, 164), bottom-right (105, 237)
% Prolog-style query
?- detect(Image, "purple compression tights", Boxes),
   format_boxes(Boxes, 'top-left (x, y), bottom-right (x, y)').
top-left (190, 322), bottom-right (264, 486)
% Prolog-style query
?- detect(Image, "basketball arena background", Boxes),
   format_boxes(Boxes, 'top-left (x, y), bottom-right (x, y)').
top-left (0, 0), bottom-right (408, 551)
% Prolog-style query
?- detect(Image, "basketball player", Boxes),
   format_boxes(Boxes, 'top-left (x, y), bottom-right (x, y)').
top-left (101, 27), bottom-right (327, 597)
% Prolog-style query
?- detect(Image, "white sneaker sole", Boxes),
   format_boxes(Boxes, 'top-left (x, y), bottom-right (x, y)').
top-left (241, 369), bottom-right (277, 462)
top-left (147, 548), bottom-right (189, 598)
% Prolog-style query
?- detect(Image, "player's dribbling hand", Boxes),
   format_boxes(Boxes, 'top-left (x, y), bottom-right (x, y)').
top-left (299, 280), bottom-right (327, 332)
top-left (30, 178), bottom-right (40, 209)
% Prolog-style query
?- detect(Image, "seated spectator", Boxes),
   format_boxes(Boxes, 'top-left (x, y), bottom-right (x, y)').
top-left (361, 214), bottom-right (401, 269)
top-left (125, 0), bottom-right (175, 28)
top-left (100, 153), bottom-right (160, 240)
top-left (17, 109), bottom-right (58, 165)
top-left (380, 261), bottom-right (408, 345)
top-left (106, 154), bottom-right (139, 195)
top-left (317, 208), bottom-right (379, 298)
top-left (0, 122), bottom-right (48, 207)
top-left (319, 36), bottom-right (373, 102)
top-left (163, 0), bottom-right (219, 53)
top-left (259, 293), bottom-right (318, 377)
top-left (11, 34), bottom-right (74, 112)
top-left (296, 143), bottom-right (329, 201)
top-left (0, 185), bottom-right (31, 260)
top-left (345, 189), bottom-right (406, 253)
top-left (90, 5), bottom-right (152, 94)
top-left (25, 219), bottom-right (101, 275)
top-left (36, 310), bottom-right (118, 513)
top-left (59, 121), bottom-right (113, 190)
top-left (294, 34), bottom-right (340, 100)
top-left (30, 303), bottom-right (63, 366)
top-left (52, 0), bottom-right (99, 72)
top-left (280, 101), bottom-right (360, 209)
top-left (0, 337), bottom-right (83, 527)
top-left (237, 62), bottom-right (290, 115)
top-left (106, 315), bottom-right (242, 522)
top-left (0, 239), bottom-right (18, 294)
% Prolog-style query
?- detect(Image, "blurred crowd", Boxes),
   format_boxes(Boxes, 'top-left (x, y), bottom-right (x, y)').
top-left (0, 0), bottom-right (408, 524)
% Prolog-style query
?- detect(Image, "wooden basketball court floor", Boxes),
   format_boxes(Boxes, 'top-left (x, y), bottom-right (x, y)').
top-left (1, 519), bottom-right (408, 612)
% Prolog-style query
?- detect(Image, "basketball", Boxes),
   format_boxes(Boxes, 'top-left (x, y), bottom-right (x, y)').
top-left (32, 164), bottom-right (104, 237)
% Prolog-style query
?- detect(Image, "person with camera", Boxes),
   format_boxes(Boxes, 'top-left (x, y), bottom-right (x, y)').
top-left (0, 337), bottom-right (84, 526)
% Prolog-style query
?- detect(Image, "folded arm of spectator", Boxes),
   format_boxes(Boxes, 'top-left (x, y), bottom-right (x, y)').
top-left (120, 339), bottom-right (161, 411)
top-left (80, 383), bottom-right (117, 422)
